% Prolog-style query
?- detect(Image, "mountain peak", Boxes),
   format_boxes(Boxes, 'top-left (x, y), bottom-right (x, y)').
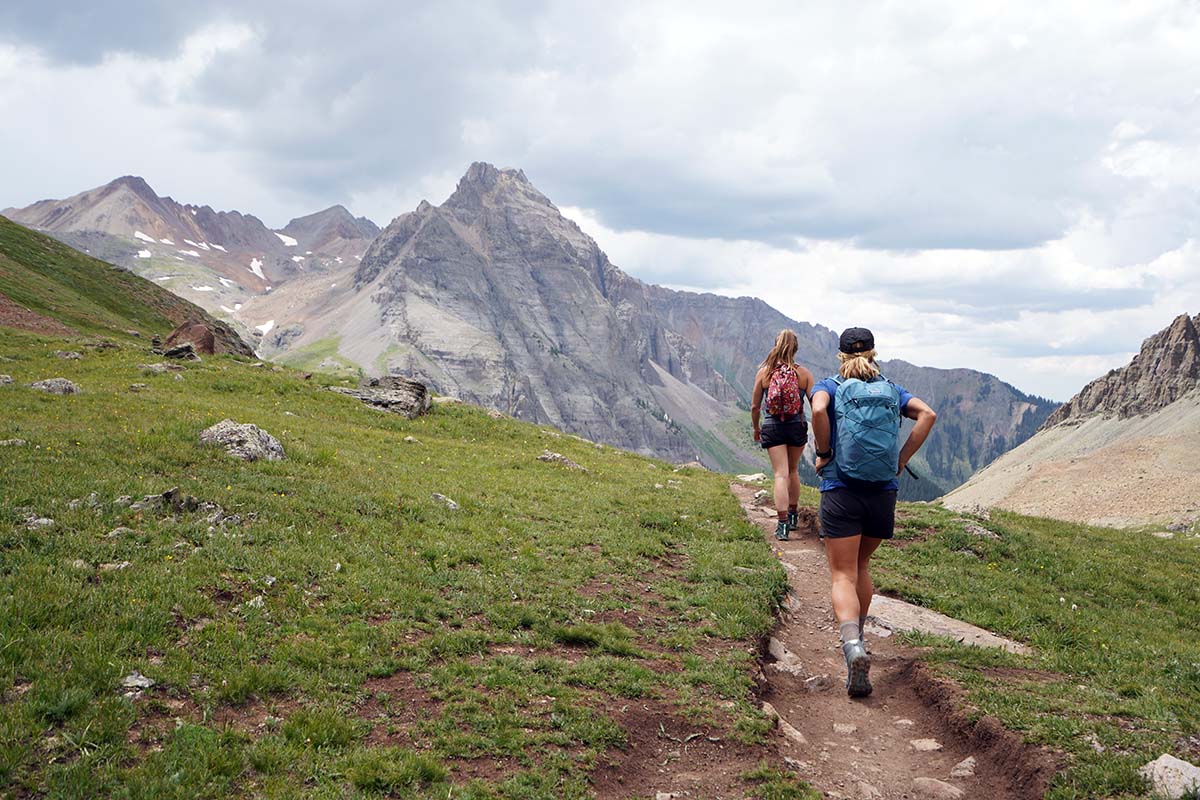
top-left (108, 175), bottom-right (159, 200)
top-left (1043, 311), bottom-right (1200, 427)
top-left (444, 162), bottom-right (541, 213)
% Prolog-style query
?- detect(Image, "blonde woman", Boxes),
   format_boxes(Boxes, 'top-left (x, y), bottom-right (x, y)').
top-left (751, 330), bottom-right (815, 541)
top-left (810, 327), bottom-right (936, 697)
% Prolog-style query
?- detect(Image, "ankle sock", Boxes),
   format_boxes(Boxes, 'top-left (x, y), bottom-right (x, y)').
top-left (859, 615), bottom-right (868, 636)
top-left (839, 620), bottom-right (860, 645)
top-left (777, 510), bottom-right (787, 521)
top-left (788, 504), bottom-right (797, 514)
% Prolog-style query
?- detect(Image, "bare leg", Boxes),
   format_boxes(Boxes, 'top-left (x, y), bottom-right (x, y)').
top-left (856, 537), bottom-right (883, 620)
top-left (824, 534), bottom-right (863, 623)
top-left (767, 445), bottom-right (790, 515)
top-left (786, 445), bottom-right (803, 508)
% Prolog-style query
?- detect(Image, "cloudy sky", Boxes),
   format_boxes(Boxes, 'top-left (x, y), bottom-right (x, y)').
top-left (3, 1), bottom-right (1199, 400)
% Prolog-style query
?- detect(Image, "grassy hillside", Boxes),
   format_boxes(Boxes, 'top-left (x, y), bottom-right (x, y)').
top-left (873, 504), bottom-right (1200, 799)
top-left (0, 328), bottom-right (811, 799)
top-left (0, 215), bottom-right (235, 343)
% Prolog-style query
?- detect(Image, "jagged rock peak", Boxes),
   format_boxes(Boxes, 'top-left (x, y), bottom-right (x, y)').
top-left (1043, 312), bottom-right (1200, 427)
top-left (109, 175), bottom-right (157, 197)
top-left (444, 162), bottom-right (547, 213)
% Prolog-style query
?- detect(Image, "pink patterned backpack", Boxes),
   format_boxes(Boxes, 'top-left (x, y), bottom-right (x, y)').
top-left (765, 364), bottom-right (804, 420)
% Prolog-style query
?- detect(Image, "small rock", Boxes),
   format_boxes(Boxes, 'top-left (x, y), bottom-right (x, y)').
top-left (245, 595), bottom-right (265, 609)
top-left (163, 342), bottom-right (200, 360)
top-left (70, 559), bottom-right (90, 570)
top-left (737, 472), bottom-right (768, 482)
top-left (126, 330), bottom-right (141, 338)
top-left (0, 374), bottom-right (13, 386)
top-left (487, 409), bottom-right (504, 419)
top-left (113, 495), bottom-right (133, 507)
top-left (432, 493), bottom-right (460, 511)
top-left (200, 419), bottom-right (285, 462)
top-left (0, 439), bottom-right (27, 447)
top-left (855, 781), bottom-right (883, 800)
top-left (655, 793), bottom-right (680, 800)
top-left (174, 374), bottom-right (184, 381)
top-left (1140, 754), bottom-right (1200, 799)
top-left (963, 522), bottom-right (999, 539)
top-left (803, 674), bottom-right (834, 692)
top-left (139, 363), bottom-right (183, 375)
top-left (263, 575), bottom-right (277, 587)
top-left (99, 561), bottom-right (131, 572)
top-left (894, 718), bottom-right (915, 727)
top-left (1085, 733), bottom-right (1105, 754)
top-left (121, 671), bottom-right (155, 690)
top-left (910, 738), bottom-right (943, 751)
top-left (833, 723), bottom-right (858, 735)
top-left (537, 450), bottom-right (588, 472)
top-left (950, 756), bottom-right (976, 778)
top-left (911, 777), bottom-right (964, 799)
top-left (54, 350), bottom-right (83, 360)
top-left (403, 436), bottom-right (422, 444)
top-left (106, 527), bottom-right (134, 539)
top-left (129, 383), bottom-right (149, 392)
top-left (26, 517), bottom-right (55, 530)
top-left (30, 378), bottom-right (80, 395)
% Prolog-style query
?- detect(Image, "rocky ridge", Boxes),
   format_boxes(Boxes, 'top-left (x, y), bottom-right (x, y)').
top-left (1044, 312), bottom-right (1200, 427)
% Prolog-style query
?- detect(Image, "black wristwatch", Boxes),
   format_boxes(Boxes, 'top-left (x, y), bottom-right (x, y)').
top-left (816, 449), bottom-right (833, 459)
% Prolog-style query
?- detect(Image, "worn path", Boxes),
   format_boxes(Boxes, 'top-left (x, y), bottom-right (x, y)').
top-left (732, 484), bottom-right (1056, 800)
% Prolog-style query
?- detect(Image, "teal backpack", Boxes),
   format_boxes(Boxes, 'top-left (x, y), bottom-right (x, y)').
top-left (831, 375), bottom-right (902, 483)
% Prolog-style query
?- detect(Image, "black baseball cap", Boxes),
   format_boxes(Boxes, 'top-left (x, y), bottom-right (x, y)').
top-left (839, 327), bottom-right (874, 354)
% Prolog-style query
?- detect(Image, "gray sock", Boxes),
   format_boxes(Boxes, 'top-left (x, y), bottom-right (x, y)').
top-left (859, 615), bottom-right (868, 637)
top-left (839, 620), bottom-right (860, 645)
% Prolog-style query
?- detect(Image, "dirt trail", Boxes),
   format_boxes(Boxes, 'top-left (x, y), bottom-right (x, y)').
top-left (732, 484), bottom-right (1057, 800)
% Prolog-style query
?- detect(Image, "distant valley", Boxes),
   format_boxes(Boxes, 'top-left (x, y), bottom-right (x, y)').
top-left (3, 165), bottom-right (1057, 497)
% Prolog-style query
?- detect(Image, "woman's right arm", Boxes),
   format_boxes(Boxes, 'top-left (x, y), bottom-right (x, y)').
top-left (750, 368), bottom-right (766, 441)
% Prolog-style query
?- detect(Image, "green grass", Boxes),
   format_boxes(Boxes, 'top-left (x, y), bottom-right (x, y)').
top-left (873, 503), bottom-right (1200, 799)
top-left (0, 326), bottom-right (791, 798)
top-left (276, 336), bottom-right (363, 379)
top-left (0, 216), bottom-right (204, 338)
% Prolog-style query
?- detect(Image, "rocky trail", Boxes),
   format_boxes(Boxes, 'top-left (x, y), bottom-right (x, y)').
top-left (731, 484), bottom-right (1057, 800)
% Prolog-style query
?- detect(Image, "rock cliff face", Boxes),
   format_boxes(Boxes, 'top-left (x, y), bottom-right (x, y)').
top-left (1043, 313), bottom-right (1200, 427)
top-left (946, 312), bottom-right (1200, 527)
top-left (248, 162), bottom-right (1053, 493)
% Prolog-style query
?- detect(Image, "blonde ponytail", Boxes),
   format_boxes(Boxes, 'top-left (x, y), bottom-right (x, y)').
top-left (838, 349), bottom-right (880, 380)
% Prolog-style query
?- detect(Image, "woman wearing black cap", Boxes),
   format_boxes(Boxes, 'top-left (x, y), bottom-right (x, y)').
top-left (810, 327), bottom-right (937, 697)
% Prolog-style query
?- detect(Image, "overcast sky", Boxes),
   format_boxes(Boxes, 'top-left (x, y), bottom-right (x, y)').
top-left (2, 1), bottom-right (1199, 400)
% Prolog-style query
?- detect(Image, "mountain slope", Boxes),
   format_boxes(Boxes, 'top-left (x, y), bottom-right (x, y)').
top-left (242, 163), bottom-right (1054, 494)
top-left (0, 214), bottom-right (250, 353)
top-left (3, 178), bottom-right (376, 324)
top-left (945, 312), bottom-right (1200, 527)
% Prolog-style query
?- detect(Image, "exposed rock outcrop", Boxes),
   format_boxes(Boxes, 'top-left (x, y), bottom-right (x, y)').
top-left (331, 375), bottom-right (431, 419)
top-left (30, 378), bottom-right (80, 395)
top-left (1044, 313), bottom-right (1200, 427)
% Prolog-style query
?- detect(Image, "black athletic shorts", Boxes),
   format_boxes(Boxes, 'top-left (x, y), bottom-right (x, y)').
top-left (760, 413), bottom-right (808, 449)
top-left (819, 487), bottom-right (898, 539)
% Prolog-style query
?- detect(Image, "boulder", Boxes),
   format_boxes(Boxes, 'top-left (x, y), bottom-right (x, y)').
top-left (163, 342), bottom-right (200, 361)
top-left (139, 362), bottom-right (184, 374)
top-left (200, 420), bottom-right (286, 462)
top-left (537, 450), bottom-right (588, 472)
top-left (0, 374), bottom-right (12, 386)
top-left (1140, 754), bottom-right (1200, 799)
top-left (54, 350), bottom-right (82, 360)
top-left (30, 378), bottom-right (79, 395)
top-left (164, 320), bottom-right (217, 355)
top-left (332, 375), bottom-right (431, 419)
top-left (0, 439), bottom-right (27, 447)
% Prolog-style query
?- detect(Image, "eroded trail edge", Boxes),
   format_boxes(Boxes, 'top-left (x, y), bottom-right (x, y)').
top-left (732, 483), bottom-right (1058, 800)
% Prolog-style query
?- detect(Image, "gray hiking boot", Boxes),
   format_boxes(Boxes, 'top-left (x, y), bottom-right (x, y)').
top-left (842, 639), bottom-right (872, 698)
top-left (774, 519), bottom-right (790, 541)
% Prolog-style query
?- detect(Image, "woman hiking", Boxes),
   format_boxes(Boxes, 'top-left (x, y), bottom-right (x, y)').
top-left (811, 327), bottom-right (937, 698)
top-left (751, 330), bottom-right (815, 542)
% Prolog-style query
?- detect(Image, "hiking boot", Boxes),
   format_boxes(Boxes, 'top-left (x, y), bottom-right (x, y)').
top-left (842, 639), bottom-right (872, 698)
top-left (774, 520), bottom-right (790, 541)
top-left (787, 509), bottom-right (798, 531)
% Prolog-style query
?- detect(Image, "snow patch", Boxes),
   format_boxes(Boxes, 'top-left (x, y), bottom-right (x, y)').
top-left (330, 283), bottom-right (337, 288)
top-left (134, 230), bottom-right (156, 243)
top-left (210, 243), bottom-right (227, 252)
top-left (155, 276), bottom-right (175, 282)
top-left (220, 305), bottom-right (236, 314)
top-left (160, 238), bottom-right (174, 245)
top-left (191, 285), bottom-right (215, 292)
top-left (218, 277), bottom-right (236, 288)
top-left (256, 320), bottom-right (275, 336)
top-left (305, 251), bottom-right (312, 255)
top-left (137, 250), bottom-right (152, 258)
top-left (291, 255), bottom-right (305, 263)
top-left (274, 232), bottom-right (298, 247)
top-left (177, 249), bottom-right (201, 257)
top-left (183, 239), bottom-right (211, 251)
top-left (248, 258), bottom-right (265, 280)
top-left (233, 303), bottom-right (243, 311)
top-left (190, 209), bottom-right (197, 216)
